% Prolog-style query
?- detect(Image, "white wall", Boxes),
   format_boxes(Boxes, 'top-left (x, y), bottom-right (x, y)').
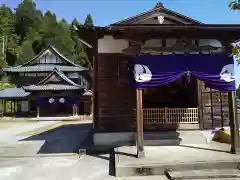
top-left (37, 50), bottom-right (63, 64)
top-left (98, 35), bottom-right (129, 53)
top-left (21, 100), bottom-right (29, 112)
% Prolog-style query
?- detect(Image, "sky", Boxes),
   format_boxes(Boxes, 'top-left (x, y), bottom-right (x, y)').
top-left (1, 0), bottom-right (240, 26)
top-left (1, 0), bottom-right (240, 87)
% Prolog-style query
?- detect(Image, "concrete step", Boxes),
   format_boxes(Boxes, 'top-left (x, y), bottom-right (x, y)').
top-left (143, 132), bottom-right (181, 146)
top-left (144, 138), bottom-right (181, 146)
top-left (143, 131), bottom-right (204, 146)
top-left (166, 169), bottom-right (240, 180)
top-left (117, 175), bottom-right (168, 179)
top-left (143, 132), bottom-right (180, 140)
top-left (115, 160), bottom-right (240, 177)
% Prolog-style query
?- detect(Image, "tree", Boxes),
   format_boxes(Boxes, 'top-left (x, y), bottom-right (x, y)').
top-left (84, 14), bottom-right (94, 26)
top-left (14, 0), bottom-right (41, 41)
top-left (70, 18), bottom-right (88, 65)
top-left (0, 4), bottom-right (19, 67)
top-left (18, 37), bottom-right (35, 64)
top-left (0, 1), bottom-right (92, 67)
top-left (232, 41), bottom-right (240, 65)
top-left (229, 0), bottom-right (240, 10)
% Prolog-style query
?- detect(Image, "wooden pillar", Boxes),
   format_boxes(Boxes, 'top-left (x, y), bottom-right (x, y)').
top-left (136, 89), bottom-right (145, 158)
top-left (76, 104), bottom-right (79, 116)
top-left (228, 92), bottom-right (240, 154)
top-left (90, 98), bottom-right (93, 116)
top-left (72, 105), bottom-right (75, 116)
top-left (72, 104), bottom-right (78, 116)
top-left (37, 106), bottom-right (40, 118)
top-left (197, 80), bottom-right (204, 129)
top-left (4, 100), bottom-right (6, 113)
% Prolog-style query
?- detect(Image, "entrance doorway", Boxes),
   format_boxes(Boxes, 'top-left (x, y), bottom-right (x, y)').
top-left (142, 76), bottom-right (199, 129)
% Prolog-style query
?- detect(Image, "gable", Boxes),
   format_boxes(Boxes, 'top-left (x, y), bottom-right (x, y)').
top-left (31, 49), bottom-right (66, 65)
top-left (39, 70), bottom-right (78, 86)
top-left (21, 45), bottom-right (79, 67)
top-left (111, 4), bottom-right (202, 25)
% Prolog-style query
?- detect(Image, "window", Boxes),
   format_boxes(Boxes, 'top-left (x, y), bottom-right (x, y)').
top-left (25, 73), bottom-right (36, 77)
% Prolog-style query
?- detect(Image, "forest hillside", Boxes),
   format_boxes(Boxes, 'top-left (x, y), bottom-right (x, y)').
top-left (0, 0), bottom-right (93, 70)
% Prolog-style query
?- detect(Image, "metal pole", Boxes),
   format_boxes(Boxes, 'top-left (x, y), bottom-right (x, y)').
top-left (228, 92), bottom-right (240, 154)
top-left (136, 89), bottom-right (145, 158)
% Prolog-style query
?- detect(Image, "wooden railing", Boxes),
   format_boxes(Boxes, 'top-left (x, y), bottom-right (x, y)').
top-left (135, 108), bottom-right (199, 125)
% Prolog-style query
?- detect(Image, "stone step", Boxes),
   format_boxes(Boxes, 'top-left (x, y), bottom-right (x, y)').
top-left (166, 169), bottom-right (240, 180)
top-left (117, 175), bottom-right (168, 180)
top-left (144, 138), bottom-right (181, 146)
top-left (143, 132), bottom-right (182, 146)
top-left (142, 131), bottom-right (205, 146)
top-left (115, 160), bottom-right (240, 177)
top-left (143, 132), bottom-right (180, 140)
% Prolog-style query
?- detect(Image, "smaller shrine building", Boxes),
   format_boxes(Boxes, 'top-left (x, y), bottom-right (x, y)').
top-left (0, 45), bottom-right (92, 117)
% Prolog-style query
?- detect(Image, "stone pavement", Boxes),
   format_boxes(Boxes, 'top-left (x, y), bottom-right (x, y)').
top-left (0, 155), bottom-right (169, 180)
top-left (0, 121), bottom-right (92, 157)
top-left (0, 121), bottom-right (57, 144)
top-left (0, 121), bottom-right (168, 180)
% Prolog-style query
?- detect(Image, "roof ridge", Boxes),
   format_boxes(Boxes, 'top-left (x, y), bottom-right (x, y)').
top-left (11, 45), bottom-right (88, 70)
top-left (110, 6), bottom-right (202, 25)
top-left (48, 46), bottom-right (87, 69)
top-left (25, 68), bottom-right (83, 88)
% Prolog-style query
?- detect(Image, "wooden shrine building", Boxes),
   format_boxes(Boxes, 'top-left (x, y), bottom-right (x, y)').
top-left (77, 3), bottom-right (240, 156)
top-left (0, 45), bottom-right (92, 117)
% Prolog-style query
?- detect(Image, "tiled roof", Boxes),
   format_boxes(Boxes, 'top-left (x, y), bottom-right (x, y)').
top-left (0, 88), bottom-right (30, 99)
top-left (20, 45), bottom-right (84, 68)
top-left (110, 4), bottom-right (202, 25)
top-left (23, 84), bottom-right (82, 91)
top-left (2, 45), bottom-right (88, 73)
top-left (2, 64), bottom-right (87, 73)
top-left (23, 68), bottom-right (85, 91)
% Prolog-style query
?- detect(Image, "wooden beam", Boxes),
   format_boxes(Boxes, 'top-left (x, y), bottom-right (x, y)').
top-left (228, 92), bottom-right (240, 154)
top-left (136, 89), bottom-right (145, 158)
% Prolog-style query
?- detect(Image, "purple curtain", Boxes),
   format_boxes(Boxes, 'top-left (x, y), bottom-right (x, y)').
top-left (134, 54), bottom-right (235, 92)
top-left (37, 96), bottom-right (77, 107)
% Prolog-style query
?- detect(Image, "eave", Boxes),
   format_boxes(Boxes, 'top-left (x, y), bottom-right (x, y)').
top-left (94, 24), bottom-right (240, 40)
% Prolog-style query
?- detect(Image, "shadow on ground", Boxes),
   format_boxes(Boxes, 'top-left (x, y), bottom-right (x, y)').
top-left (19, 122), bottom-right (116, 176)
top-left (20, 123), bottom-right (93, 154)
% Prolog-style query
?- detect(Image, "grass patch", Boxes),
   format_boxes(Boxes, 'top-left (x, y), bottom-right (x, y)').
top-left (0, 122), bottom-right (16, 128)
top-left (18, 122), bottom-right (67, 137)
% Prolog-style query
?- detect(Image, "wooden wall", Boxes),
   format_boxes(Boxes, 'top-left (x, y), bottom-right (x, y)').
top-left (97, 54), bottom-right (136, 132)
top-left (95, 55), bottom-right (230, 132)
top-left (199, 81), bottom-right (229, 129)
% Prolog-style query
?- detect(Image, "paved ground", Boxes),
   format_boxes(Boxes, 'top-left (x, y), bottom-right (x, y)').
top-left (0, 121), bottom-right (123, 180)
top-left (0, 154), bottom-right (116, 180)
top-left (0, 121), bottom-right (93, 156)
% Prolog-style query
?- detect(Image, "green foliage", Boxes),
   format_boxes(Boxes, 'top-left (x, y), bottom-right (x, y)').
top-left (229, 0), bottom-right (240, 10)
top-left (84, 14), bottom-right (94, 26)
top-left (232, 46), bottom-right (240, 64)
top-left (0, 4), bottom-right (19, 67)
top-left (0, 0), bottom-right (93, 67)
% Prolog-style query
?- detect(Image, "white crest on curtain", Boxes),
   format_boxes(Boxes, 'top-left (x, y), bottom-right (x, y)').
top-left (219, 64), bottom-right (236, 82)
top-left (59, 98), bottom-right (65, 103)
top-left (134, 64), bottom-right (152, 82)
top-left (48, 98), bottom-right (55, 104)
